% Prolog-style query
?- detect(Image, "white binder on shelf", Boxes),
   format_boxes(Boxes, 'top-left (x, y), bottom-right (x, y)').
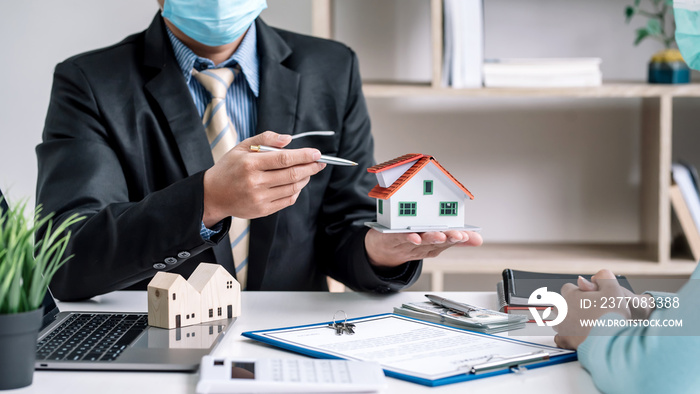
top-left (442, 0), bottom-right (483, 88)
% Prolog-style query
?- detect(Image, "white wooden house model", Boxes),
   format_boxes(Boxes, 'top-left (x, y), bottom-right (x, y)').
top-left (147, 262), bottom-right (240, 329)
top-left (147, 272), bottom-right (202, 329)
top-left (367, 153), bottom-right (474, 231)
top-left (188, 263), bottom-right (242, 323)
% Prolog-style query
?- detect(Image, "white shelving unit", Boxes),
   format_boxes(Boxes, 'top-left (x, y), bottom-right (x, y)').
top-left (312, 0), bottom-right (700, 291)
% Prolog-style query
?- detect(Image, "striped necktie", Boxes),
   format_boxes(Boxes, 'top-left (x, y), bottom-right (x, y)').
top-left (192, 67), bottom-right (250, 289)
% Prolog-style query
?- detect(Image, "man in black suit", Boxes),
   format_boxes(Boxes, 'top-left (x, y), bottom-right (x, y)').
top-left (36, 1), bottom-right (482, 301)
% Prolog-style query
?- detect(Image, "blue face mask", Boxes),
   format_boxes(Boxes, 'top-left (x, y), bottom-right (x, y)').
top-left (674, 0), bottom-right (700, 69)
top-left (162, 0), bottom-right (267, 47)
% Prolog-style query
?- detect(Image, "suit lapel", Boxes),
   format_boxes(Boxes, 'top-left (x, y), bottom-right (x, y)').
top-left (143, 15), bottom-right (214, 177)
top-left (255, 20), bottom-right (299, 137)
top-left (142, 15), bottom-right (235, 275)
top-left (247, 19), bottom-right (300, 290)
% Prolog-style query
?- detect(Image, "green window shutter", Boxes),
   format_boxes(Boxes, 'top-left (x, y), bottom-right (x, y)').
top-left (378, 199), bottom-right (383, 214)
top-left (439, 202), bottom-right (458, 216)
top-left (399, 202), bottom-right (417, 216)
top-left (424, 180), bottom-right (433, 195)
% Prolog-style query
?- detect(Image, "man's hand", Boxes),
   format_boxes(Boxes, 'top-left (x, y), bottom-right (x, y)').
top-left (364, 229), bottom-right (483, 268)
top-left (202, 131), bottom-right (326, 227)
top-left (553, 269), bottom-right (633, 350)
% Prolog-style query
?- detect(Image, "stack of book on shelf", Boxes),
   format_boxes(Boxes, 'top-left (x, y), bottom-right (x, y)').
top-left (441, 0), bottom-right (483, 88)
top-left (483, 58), bottom-right (603, 88)
top-left (393, 300), bottom-right (526, 334)
top-left (670, 162), bottom-right (700, 261)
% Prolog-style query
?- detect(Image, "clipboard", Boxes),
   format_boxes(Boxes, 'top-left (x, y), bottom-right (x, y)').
top-left (242, 313), bottom-right (576, 387)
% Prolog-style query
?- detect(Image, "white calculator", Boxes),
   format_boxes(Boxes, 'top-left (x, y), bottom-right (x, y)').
top-left (196, 356), bottom-right (387, 393)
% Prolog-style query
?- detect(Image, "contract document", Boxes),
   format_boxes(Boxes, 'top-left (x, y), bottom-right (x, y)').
top-left (243, 314), bottom-right (575, 386)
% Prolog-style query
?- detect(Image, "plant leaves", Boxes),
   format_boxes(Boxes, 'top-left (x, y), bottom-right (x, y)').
top-left (0, 200), bottom-right (85, 313)
top-left (625, 6), bottom-right (636, 23)
top-left (0, 263), bottom-right (17, 313)
top-left (635, 27), bottom-right (650, 46)
top-left (5, 248), bottom-right (23, 313)
top-left (647, 18), bottom-right (663, 36)
top-left (28, 212), bottom-right (84, 309)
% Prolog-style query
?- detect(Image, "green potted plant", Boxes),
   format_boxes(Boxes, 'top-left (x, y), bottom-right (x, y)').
top-left (625, 0), bottom-right (690, 83)
top-left (0, 199), bottom-right (83, 390)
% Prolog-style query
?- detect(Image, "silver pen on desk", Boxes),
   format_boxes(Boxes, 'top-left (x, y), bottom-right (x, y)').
top-left (425, 294), bottom-right (476, 317)
top-left (466, 351), bottom-right (550, 374)
top-left (249, 145), bottom-right (358, 166)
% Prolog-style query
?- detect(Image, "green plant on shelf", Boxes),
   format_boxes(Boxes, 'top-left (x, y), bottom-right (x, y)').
top-left (625, 0), bottom-right (675, 49)
top-left (0, 199), bottom-right (84, 314)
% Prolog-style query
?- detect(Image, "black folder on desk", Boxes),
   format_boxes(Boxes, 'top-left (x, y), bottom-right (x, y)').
top-left (243, 314), bottom-right (576, 387)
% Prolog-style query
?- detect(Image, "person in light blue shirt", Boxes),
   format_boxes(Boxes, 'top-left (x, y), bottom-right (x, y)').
top-left (554, 268), bottom-right (700, 393)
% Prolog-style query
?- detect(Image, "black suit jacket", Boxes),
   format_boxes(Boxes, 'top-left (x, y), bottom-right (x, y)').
top-left (36, 16), bottom-right (421, 301)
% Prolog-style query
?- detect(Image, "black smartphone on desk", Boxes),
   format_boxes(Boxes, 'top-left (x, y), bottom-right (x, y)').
top-left (502, 269), bottom-right (634, 306)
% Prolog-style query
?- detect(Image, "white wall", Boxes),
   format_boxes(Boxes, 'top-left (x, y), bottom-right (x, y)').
top-left (1, 0), bottom-right (699, 245)
top-left (0, 0), bottom-right (159, 205)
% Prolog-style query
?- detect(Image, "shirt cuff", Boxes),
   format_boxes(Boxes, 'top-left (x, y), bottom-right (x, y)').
top-left (200, 221), bottom-right (223, 241)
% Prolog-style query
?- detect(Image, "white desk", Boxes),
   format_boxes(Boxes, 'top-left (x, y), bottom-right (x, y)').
top-left (13, 292), bottom-right (599, 394)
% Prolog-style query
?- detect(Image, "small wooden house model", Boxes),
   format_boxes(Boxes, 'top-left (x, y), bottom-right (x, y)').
top-left (147, 263), bottom-right (240, 329)
top-left (188, 263), bottom-right (241, 323)
top-left (366, 153), bottom-right (475, 231)
top-left (147, 272), bottom-right (202, 329)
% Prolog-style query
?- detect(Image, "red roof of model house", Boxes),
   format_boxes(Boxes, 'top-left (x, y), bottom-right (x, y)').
top-left (367, 154), bottom-right (474, 200)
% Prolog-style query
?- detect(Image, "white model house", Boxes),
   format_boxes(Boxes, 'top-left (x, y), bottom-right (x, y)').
top-left (147, 263), bottom-right (240, 329)
top-left (367, 153), bottom-right (474, 231)
top-left (188, 263), bottom-right (242, 323)
top-left (147, 272), bottom-right (202, 329)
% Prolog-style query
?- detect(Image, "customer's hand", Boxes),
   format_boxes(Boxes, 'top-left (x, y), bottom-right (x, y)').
top-left (202, 131), bottom-right (326, 227)
top-left (577, 274), bottom-right (654, 320)
top-left (364, 229), bottom-right (483, 268)
top-left (553, 269), bottom-right (633, 350)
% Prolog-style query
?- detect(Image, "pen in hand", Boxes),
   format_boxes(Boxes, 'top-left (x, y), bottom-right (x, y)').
top-left (250, 145), bottom-right (358, 166)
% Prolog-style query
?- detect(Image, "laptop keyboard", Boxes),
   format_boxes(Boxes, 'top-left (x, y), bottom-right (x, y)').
top-left (37, 313), bottom-right (148, 362)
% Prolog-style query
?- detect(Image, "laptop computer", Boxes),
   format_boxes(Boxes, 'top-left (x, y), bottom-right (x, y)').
top-left (0, 188), bottom-right (234, 372)
top-left (35, 290), bottom-right (234, 371)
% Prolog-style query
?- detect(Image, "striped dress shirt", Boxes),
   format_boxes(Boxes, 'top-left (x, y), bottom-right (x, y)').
top-left (166, 23), bottom-right (259, 140)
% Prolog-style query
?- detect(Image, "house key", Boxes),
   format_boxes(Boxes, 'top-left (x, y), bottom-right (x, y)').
top-left (342, 322), bottom-right (356, 335)
top-left (327, 310), bottom-right (355, 335)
